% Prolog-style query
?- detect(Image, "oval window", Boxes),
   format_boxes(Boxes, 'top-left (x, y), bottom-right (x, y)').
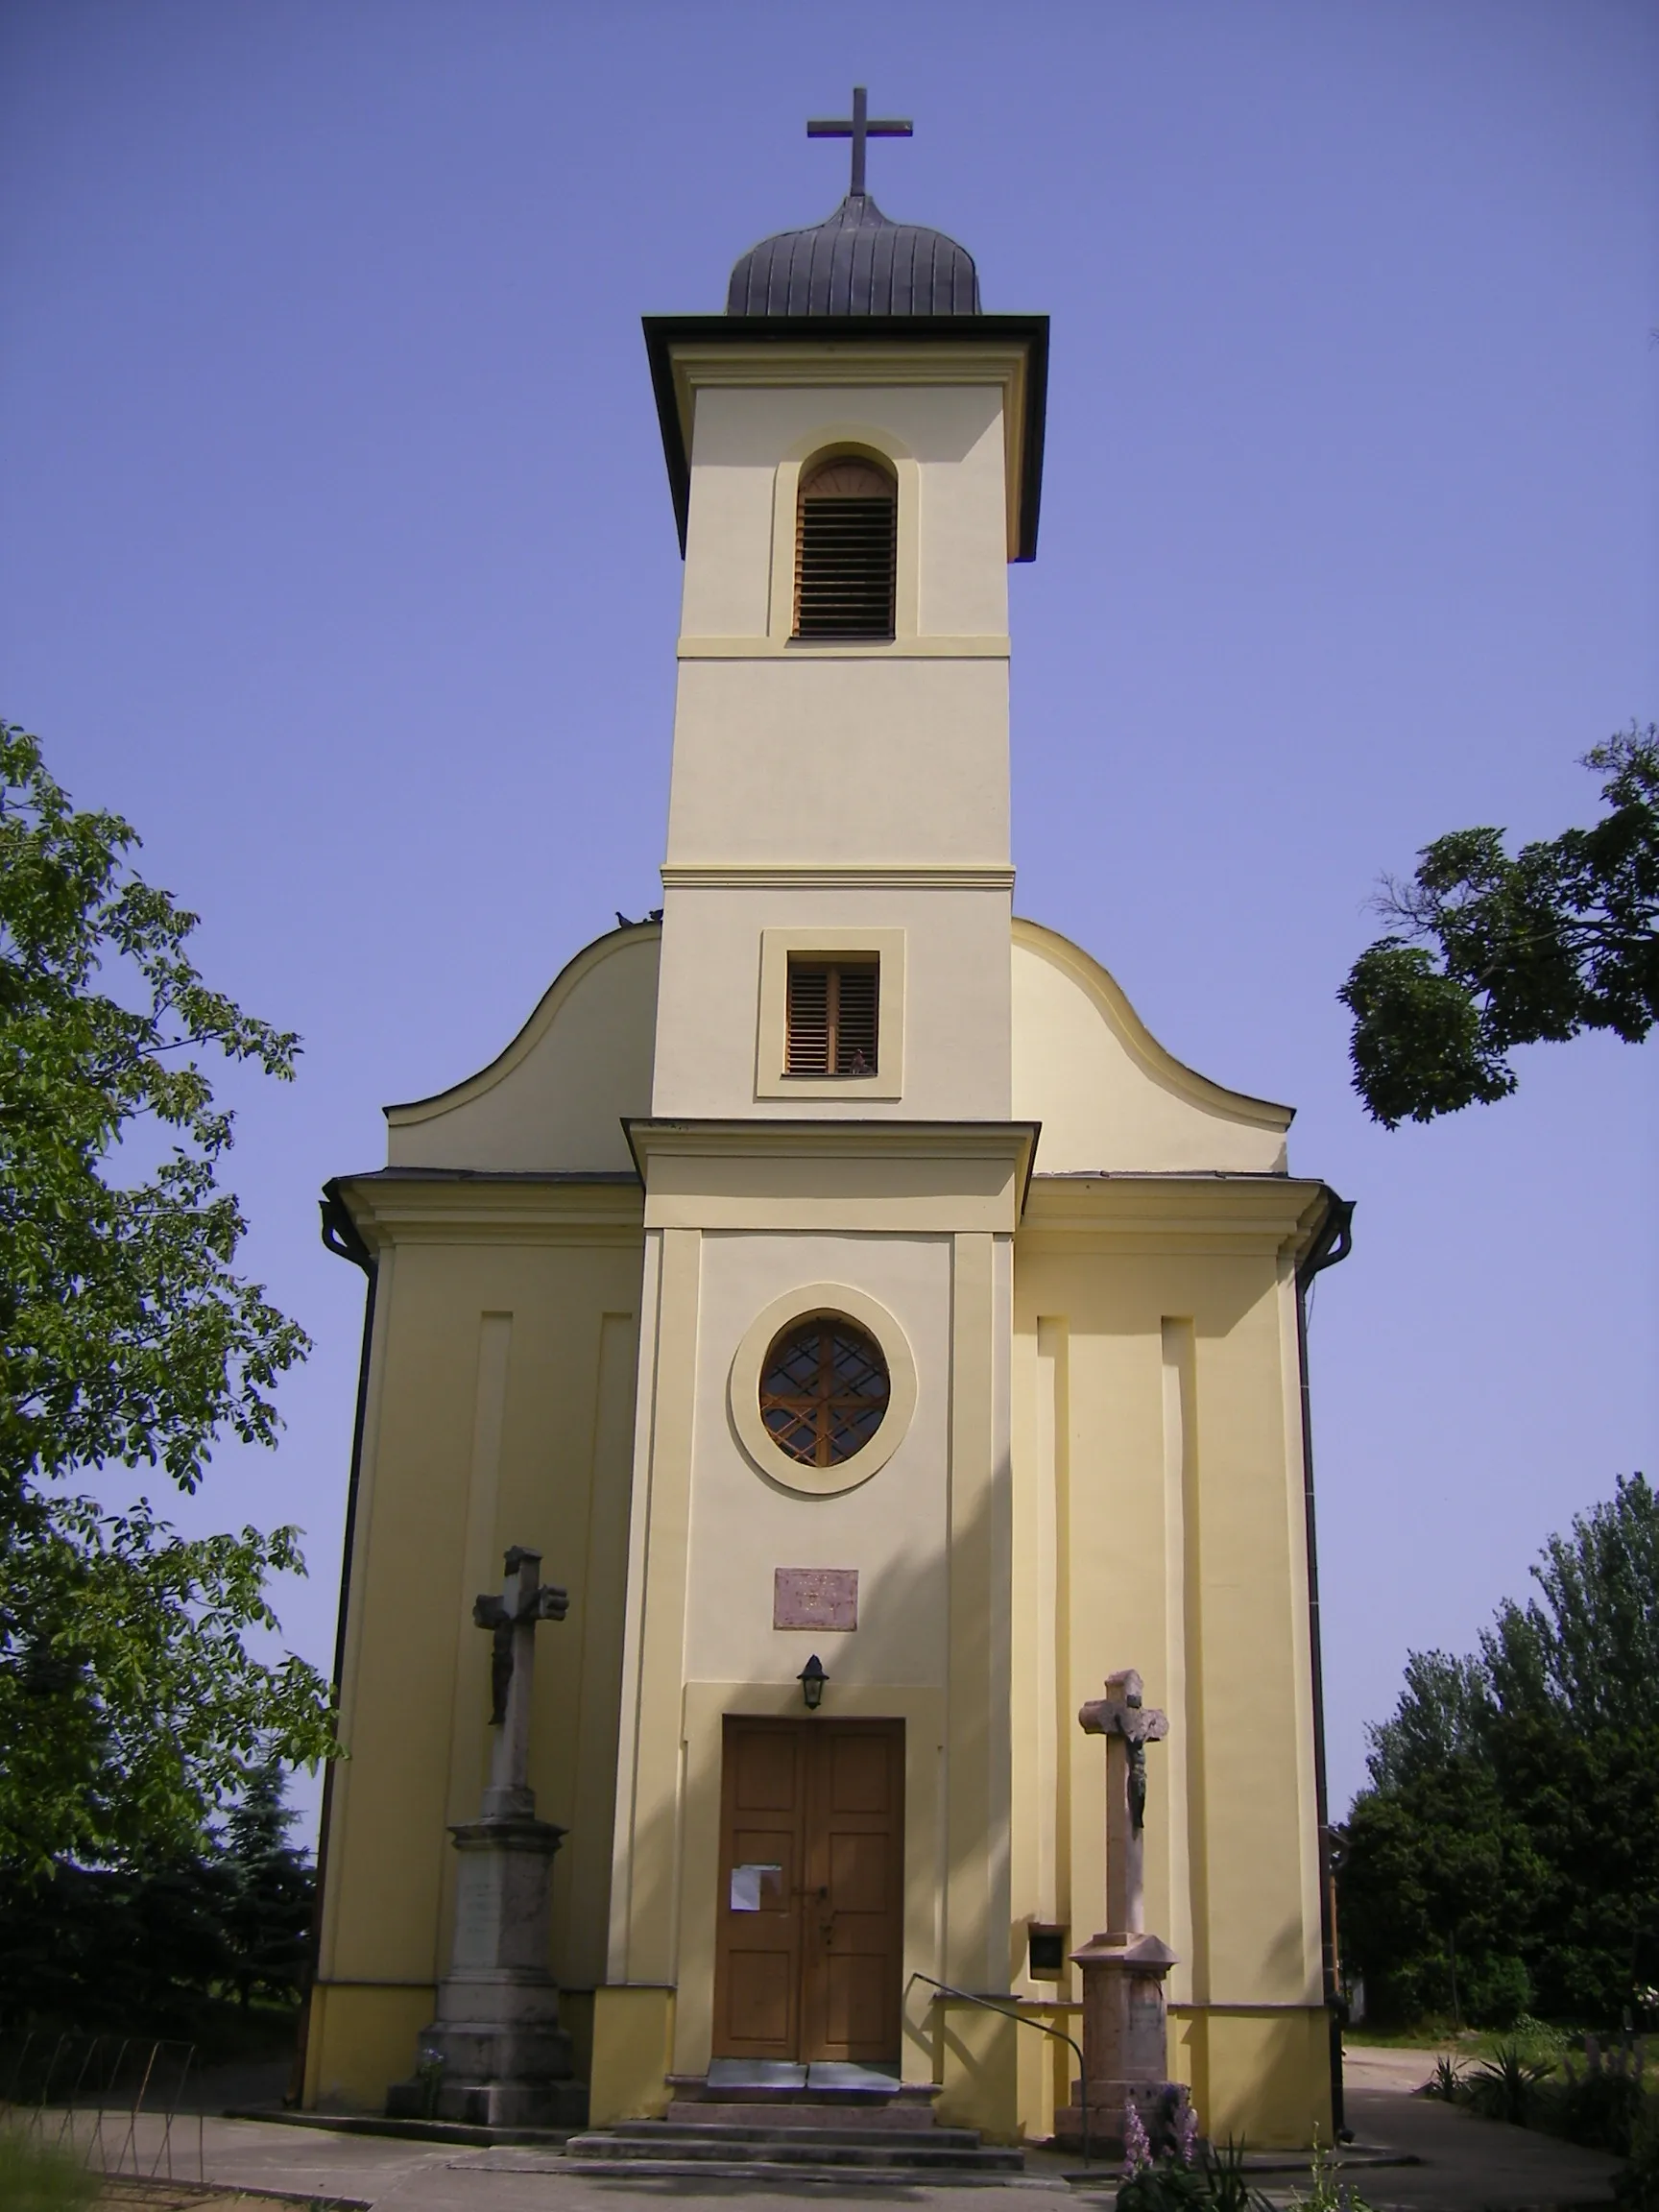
top-left (758, 1313), bottom-right (890, 1468)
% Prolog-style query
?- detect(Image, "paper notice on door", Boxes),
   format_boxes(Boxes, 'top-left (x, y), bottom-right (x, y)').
top-left (730, 1863), bottom-right (782, 1912)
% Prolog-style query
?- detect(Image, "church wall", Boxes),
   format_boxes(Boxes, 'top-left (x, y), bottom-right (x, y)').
top-left (650, 882), bottom-right (1012, 1120)
top-left (598, 1141), bottom-right (1022, 2108)
top-left (304, 1198), bottom-right (645, 2111)
top-left (682, 1231), bottom-right (951, 1686)
top-left (1011, 923), bottom-right (1291, 1175)
top-left (663, 659), bottom-right (1010, 866)
top-left (1007, 1179), bottom-right (1333, 2149)
top-left (677, 381), bottom-right (1010, 645)
top-left (385, 926), bottom-right (659, 1174)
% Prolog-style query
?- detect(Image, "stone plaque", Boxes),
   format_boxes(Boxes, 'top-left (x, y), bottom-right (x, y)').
top-left (773, 1567), bottom-right (858, 1632)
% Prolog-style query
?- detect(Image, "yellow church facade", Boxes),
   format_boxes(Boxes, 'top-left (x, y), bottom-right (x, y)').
top-left (304, 167), bottom-right (1348, 2152)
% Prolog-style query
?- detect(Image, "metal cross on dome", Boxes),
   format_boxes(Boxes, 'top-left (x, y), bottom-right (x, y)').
top-left (807, 86), bottom-right (913, 199)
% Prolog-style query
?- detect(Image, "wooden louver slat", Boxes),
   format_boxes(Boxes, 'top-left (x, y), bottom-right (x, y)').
top-left (794, 458), bottom-right (897, 640)
top-left (786, 960), bottom-right (879, 1076)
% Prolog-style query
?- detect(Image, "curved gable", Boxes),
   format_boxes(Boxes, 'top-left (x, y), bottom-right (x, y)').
top-left (386, 926), bottom-right (661, 1173)
top-left (1012, 918), bottom-right (1292, 1174)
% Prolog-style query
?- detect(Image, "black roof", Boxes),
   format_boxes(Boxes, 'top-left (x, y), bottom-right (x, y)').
top-left (727, 193), bottom-right (979, 317)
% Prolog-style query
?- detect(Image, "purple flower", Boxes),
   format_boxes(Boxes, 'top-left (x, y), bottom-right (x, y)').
top-left (1175, 2099), bottom-right (1199, 2166)
top-left (1121, 2100), bottom-right (1152, 2176)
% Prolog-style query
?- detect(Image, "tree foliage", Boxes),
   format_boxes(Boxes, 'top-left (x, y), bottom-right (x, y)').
top-left (0, 721), bottom-right (334, 1878)
top-left (1338, 1477), bottom-right (1659, 2027)
top-left (1340, 725), bottom-right (1659, 1126)
top-left (0, 1758), bottom-right (315, 2032)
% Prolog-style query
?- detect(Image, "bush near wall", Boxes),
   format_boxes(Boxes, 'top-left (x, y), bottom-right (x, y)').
top-left (0, 1766), bottom-right (313, 2038)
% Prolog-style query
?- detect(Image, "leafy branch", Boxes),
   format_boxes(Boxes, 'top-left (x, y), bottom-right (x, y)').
top-left (1339, 724), bottom-right (1659, 1126)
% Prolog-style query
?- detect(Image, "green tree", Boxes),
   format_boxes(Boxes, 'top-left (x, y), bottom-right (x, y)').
top-left (1339, 1750), bottom-right (1540, 2026)
top-left (1338, 1478), bottom-right (1659, 2027)
top-left (1339, 725), bottom-right (1659, 1126)
top-left (0, 720), bottom-right (334, 1880)
top-left (221, 1758), bottom-right (315, 2008)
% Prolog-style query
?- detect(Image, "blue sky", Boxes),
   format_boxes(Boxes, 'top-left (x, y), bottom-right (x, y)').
top-left (3, 0), bottom-right (1654, 1837)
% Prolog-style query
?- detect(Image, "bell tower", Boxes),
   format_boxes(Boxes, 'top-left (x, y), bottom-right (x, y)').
top-left (601, 99), bottom-right (1048, 2105)
top-left (641, 95), bottom-right (1046, 1121)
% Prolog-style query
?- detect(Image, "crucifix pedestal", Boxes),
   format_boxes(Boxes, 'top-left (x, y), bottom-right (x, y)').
top-left (386, 1548), bottom-right (588, 2130)
top-left (1053, 1669), bottom-right (1190, 2154)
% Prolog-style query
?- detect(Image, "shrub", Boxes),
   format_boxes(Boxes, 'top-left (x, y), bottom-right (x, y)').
top-left (1466, 1954), bottom-right (1532, 2029)
top-left (1544, 2066), bottom-right (1645, 2154)
top-left (1614, 2093), bottom-right (1659, 2208)
top-left (1463, 2040), bottom-right (1553, 2125)
top-left (1421, 2055), bottom-right (1467, 2102)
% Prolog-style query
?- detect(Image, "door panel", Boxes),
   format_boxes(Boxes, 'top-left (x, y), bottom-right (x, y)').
top-left (713, 1718), bottom-right (904, 2065)
top-left (804, 1722), bottom-right (903, 2063)
top-left (714, 1726), bottom-right (805, 2058)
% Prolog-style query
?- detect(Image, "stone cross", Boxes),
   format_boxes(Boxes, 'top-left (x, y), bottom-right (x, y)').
top-left (806, 86), bottom-right (913, 199)
top-left (472, 1546), bottom-right (567, 1820)
top-left (1079, 1669), bottom-right (1168, 1936)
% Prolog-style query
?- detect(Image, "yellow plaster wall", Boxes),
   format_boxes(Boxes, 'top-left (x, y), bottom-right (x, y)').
top-left (303, 1984), bottom-right (435, 2113)
top-left (1012, 921), bottom-right (1291, 1174)
top-left (678, 381), bottom-right (1010, 645)
top-left (1007, 1171), bottom-right (1332, 2149)
top-left (603, 1130), bottom-right (1023, 2091)
top-left (1174, 2008), bottom-right (1333, 2150)
top-left (651, 882), bottom-right (1012, 1121)
top-left (589, 1986), bottom-right (677, 2126)
top-left (665, 657), bottom-right (1010, 868)
top-left (305, 1203), bottom-right (645, 2111)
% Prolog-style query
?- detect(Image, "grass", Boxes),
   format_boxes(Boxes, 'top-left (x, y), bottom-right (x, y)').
top-left (1346, 2019), bottom-right (1569, 2063)
top-left (0, 2129), bottom-right (100, 2212)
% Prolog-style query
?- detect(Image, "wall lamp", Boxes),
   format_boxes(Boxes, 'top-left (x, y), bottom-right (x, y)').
top-left (797, 1654), bottom-right (828, 1710)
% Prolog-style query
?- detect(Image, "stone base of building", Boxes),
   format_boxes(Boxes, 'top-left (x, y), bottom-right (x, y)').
top-left (1051, 2076), bottom-right (1190, 2154)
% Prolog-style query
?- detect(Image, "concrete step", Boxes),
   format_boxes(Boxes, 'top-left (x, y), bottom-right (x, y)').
top-left (565, 2127), bottom-right (1023, 2174)
top-left (607, 2118), bottom-right (986, 2152)
top-left (561, 2158), bottom-right (1045, 2186)
top-left (665, 2094), bottom-right (942, 2128)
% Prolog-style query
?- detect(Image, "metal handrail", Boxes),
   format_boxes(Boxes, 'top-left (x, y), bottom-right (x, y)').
top-left (904, 1970), bottom-right (1094, 2168)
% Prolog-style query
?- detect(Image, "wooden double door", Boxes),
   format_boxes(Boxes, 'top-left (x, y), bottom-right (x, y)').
top-left (712, 1717), bottom-right (905, 2065)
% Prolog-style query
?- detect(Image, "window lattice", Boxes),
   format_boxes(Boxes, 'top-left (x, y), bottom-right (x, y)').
top-left (794, 457), bottom-right (897, 640)
top-left (758, 1314), bottom-right (890, 1468)
top-left (786, 961), bottom-right (878, 1076)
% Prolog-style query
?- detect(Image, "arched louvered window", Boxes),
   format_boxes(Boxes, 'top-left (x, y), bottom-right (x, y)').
top-left (794, 456), bottom-right (897, 640)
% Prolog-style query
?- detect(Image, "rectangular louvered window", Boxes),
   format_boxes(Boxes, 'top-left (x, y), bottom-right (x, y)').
top-left (794, 458), bottom-right (897, 640)
top-left (785, 959), bottom-right (879, 1076)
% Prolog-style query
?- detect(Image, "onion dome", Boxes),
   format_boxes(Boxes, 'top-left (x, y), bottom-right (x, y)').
top-left (727, 193), bottom-right (981, 317)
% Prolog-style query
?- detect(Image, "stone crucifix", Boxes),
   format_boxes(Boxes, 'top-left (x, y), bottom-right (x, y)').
top-left (1079, 1668), bottom-right (1169, 1937)
top-left (472, 1546), bottom-right (567, 1821)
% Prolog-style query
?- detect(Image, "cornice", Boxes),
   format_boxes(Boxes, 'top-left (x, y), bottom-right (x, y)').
top-left (626, 1118), bottom-right (1040, 1233)
top-left (642, 314), bottom-right (1048, 563)
top-left (676, 635), bottom-right (1009, 661)
top-left (1019, 1172), bottom-right (1331, 1258)
top-left (625, 1117), bottom-right (1038, 1171)
top-left (660, 864), bottom-right (1015, 892)
top-left (331, 1169), bottom-right (645, 1251)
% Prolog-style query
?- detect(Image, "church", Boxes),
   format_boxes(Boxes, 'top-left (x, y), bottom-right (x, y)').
top-left (302, 101), bottom-right (1353, 2152)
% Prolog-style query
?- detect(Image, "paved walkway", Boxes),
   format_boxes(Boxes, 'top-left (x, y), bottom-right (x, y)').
top-left (1332, 2045), bottom-right (1623, 2210)
top-left (79, 2049), bottom-right (1625, 2212)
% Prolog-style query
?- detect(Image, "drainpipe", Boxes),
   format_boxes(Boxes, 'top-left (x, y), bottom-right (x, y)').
top-left (1295, 1187), bottom-right (1356, 2144)
top-left (288, 1177), bottom-right (378, 2106)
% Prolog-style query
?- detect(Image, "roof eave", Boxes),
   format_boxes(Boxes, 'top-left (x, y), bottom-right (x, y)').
top-left (641, 313), bottom-right (1049, 562)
